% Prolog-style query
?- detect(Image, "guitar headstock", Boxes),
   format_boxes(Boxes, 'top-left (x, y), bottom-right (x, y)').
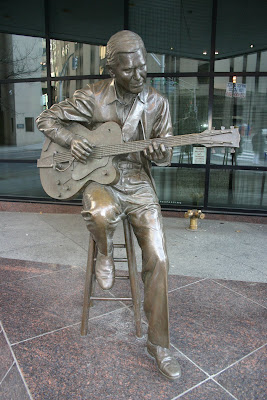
top-left (198, 126), bottom-right (240, 148)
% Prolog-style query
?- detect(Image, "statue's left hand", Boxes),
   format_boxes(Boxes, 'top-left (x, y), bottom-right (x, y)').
top-left (143, 141), bottom-right (168, 163)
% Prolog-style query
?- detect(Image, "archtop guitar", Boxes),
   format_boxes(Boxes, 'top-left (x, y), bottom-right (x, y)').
top-left (37, 121), bottom-right (240, 200)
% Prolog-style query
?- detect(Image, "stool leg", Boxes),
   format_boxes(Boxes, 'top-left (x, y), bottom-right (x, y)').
top-left (81, 235), bottom-right (96, 336)
top-left (123, 219), bottom-right (143, 338)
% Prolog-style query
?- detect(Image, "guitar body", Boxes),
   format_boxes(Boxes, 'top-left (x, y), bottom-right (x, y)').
top-left (38, 122), bottom-right (122, 200)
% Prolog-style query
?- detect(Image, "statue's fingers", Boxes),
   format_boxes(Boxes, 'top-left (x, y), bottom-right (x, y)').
top-left (143, 149), bottom-right (151, 159)
top-left (148, 144), bottom-right (154, 154)
top-left (72, 148), bottom-right (87, 163)
top-left (81, 140), bottom-right (94, 152)
top-left (159, 143), bottom-right (166, 153)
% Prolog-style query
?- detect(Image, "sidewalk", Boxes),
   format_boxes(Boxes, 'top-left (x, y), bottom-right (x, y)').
top-left (0, 211), bottom-right (266, 399)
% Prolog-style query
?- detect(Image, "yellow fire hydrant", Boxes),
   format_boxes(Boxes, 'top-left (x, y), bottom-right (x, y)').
top-left (184, 209), bottom-right (205, 230)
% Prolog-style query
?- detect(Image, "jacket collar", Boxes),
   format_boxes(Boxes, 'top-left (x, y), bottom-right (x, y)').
top-left (105, 79), bottom-right (148, 105)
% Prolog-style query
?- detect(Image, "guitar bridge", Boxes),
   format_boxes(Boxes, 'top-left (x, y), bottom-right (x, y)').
top-left (53, 151), bottom-right (74, 172)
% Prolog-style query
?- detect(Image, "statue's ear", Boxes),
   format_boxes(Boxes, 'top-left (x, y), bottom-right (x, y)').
top-left (108, 66), bottom-right (115, 78)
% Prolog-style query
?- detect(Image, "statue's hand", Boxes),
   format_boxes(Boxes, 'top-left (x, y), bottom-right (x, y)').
top-left (70, 138), bottom-right (94, 164)
top-left (143, 141), bottom-right (168, 163)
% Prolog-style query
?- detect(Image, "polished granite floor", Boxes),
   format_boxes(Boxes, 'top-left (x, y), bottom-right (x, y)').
top-left (1, 256), bottom-right (266, 400)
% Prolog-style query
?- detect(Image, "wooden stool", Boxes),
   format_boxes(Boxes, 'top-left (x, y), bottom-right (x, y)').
top-left (81, 218), bottom-right (143, 338)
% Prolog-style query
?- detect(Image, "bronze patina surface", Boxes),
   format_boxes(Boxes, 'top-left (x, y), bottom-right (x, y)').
top-left (36, 30), bottom-right (181, 380)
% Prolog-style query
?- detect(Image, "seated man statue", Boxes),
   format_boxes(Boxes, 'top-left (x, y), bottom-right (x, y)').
top-left (36, 30), bottom-right (181, 380)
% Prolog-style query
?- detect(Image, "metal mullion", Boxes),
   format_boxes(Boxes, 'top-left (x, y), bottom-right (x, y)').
top-left (44, 0), bottom-right (52, 107)
top-left (124, 0), bottom-right (129, 30)
top-left (0, 159), bottom-right (37, 163)
top-left (148, 72), bottom-right (267, 79)
top-left (50, 74), bottom-right (109, 81)
top-left (0, 77), bottom-right (48, 85)
top-left (204, 0), bottom-right (218, 209)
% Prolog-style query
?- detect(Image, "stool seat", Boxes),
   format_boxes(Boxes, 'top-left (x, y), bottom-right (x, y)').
top-left (81, 218), bottom-right (142, 338)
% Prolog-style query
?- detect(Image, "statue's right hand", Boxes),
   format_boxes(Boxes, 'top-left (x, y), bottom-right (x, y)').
top-left (70, 138), bottom-right (94, 164)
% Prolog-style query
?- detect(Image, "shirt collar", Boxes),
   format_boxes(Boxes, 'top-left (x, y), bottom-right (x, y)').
top-left (106, 79), bottom-right (147, 105)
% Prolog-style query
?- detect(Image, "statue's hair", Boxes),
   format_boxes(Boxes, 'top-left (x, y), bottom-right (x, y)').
top-left (106, 30), bottom-right (146, 67)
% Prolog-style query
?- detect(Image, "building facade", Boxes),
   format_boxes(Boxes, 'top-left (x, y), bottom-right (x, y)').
top-left (0, 0), bottom-right (266, 215)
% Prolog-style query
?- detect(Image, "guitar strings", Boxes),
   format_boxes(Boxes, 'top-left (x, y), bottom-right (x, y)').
top-left (53, 129), bottom-right (235, 160)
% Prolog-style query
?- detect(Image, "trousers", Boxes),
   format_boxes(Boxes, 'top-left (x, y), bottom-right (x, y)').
top-left (81, 164), bottom-right (170, 348)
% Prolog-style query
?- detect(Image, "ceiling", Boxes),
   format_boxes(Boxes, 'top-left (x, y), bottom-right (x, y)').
top-left (0, 0), bottom-right (266, 60)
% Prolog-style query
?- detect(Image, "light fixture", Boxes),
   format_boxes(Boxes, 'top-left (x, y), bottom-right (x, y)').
top-left (215, 51), bottom-right (219, 55)
top-left (203, 51), bottom-right (207, 55)
top-left (250, 44), bottom-right (254, 48)
top-left (233, 76), bottom-right (237, 84)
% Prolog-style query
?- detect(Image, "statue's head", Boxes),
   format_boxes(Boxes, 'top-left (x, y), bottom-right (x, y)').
top-left (106, 30), bottom-right (147, 94)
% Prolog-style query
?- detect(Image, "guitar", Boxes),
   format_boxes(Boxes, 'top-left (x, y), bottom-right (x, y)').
top-left (37, 121), bottom-right (240, 200)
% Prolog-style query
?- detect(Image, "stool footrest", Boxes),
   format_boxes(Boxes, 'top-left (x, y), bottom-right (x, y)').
top-left (90, 296), bottom-right (133, 301)
top-left (114, 258), bottom-right (128, 262)
top-left (115, 275), bottom-right (129, 280)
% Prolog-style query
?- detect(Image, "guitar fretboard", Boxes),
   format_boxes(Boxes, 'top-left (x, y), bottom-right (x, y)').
top-left (91, 130), bottom-right (233, 159)
top-left (53, 129), bottom-right (234, 164)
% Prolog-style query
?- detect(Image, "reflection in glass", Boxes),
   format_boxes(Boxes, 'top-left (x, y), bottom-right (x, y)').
top-left (152, 166), bottom-right (205, 207)
top-left (50, 40), bottom-right (106, 77)
top-left (216, 0), bottom-right (267, 72)
top-left (0, 163), bottom-right (47, 197)
top-left (52, 79), bottom-right (100, 103)
top-left (0, 33), bottom-right (45, 79)
top-left (211, 77), bottom-right (267, 167)
top-left (0, 82), bottom-right (47, 160)
top-left (129, 0), bottom-right (212, 73)
top-left (209, 170), bottom-right (267, 209)
top-left (149, 77), bottom-right (209, 164)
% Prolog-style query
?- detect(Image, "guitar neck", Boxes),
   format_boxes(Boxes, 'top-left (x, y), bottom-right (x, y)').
top-left (91, 130), bottom-right (227, 159)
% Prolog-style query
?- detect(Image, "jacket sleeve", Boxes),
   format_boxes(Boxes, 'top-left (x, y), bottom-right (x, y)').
top-left (36, 87), bottom-right (95, 148)
top-left (151, 96), bottom-right (173, 166)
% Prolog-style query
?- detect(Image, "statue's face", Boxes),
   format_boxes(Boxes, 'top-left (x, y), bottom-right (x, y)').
top-left (109, 49), bottom-right (147, 94)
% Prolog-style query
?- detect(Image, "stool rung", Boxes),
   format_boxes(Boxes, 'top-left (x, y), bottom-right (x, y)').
top-left (115, 275), bottom-right (129, 280)
top-left (113, 244), bottom-right (126, 248)
top-left (114, 258), bottom-right (128, 262)
top-left (90, 296), bottom-right (132, 301)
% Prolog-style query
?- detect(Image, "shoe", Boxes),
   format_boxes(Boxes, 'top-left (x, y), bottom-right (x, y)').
top-left (147, 340), bottom-right (181, 380)
top-left (95, 252), bottom-right (115, 290)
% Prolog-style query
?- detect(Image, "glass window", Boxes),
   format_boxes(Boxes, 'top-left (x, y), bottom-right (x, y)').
top-left (0, 0), bottom-right (45, 38)
top-left (49, 0), bottom-right (124, 45)
top-left (216, 0), bottom-right (267, 71)
top-left (129, 0), bottom-right (212, 73)
top-left (215, 52), bottom-right (263, 73)
top-left (211, 77), bottom-right (267, 167)
top-left (260, 51), bottom-right (267, 72)
top-left (148, 77), bottom-right (209, 164)
top-left (0, 82), bottom-right (47, 160)
top-left (153, 166), bottom-right (205, 207)
top-left (50, 40), bottom-right (106, 77)
top-left (0, 34), bottom-right (46, 79)
top-left (51, 79), bottom-right (102, 103)
top-left (0, 163), bottom-right (47, 198)
top-left (208, 170), bottom-right (267, 209)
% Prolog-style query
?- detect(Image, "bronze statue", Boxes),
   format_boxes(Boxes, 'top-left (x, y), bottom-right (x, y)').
top-left (36, 30), bottom-right (240, 380)
top-left (36, 30), bottom-right (181, 380)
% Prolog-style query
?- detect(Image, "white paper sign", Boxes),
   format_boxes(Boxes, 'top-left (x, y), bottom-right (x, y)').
top-left (193, 147), bottom-right (207, 164)
top-left (225, 82), bottom-right (246, 98)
